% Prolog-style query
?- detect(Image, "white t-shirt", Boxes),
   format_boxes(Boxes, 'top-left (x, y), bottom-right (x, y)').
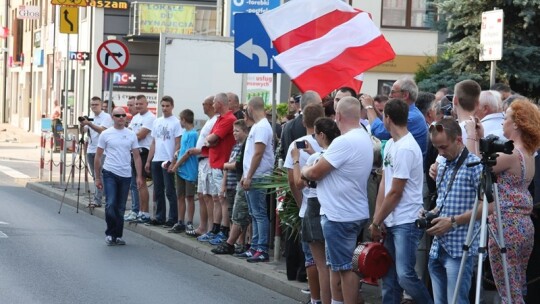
top-left (283, 134), bottom-right (321, 218)
top-left (129, 111), bottom-right (156, 149)
top-left (85, 111), bottom-right (113, 153)
top-left (151, 115), bottom-right (183, 162)
top-left (98, 127), bottom-right (139, 178)
top-left (196, 115), bottom-right (218, 150)
top-left (243, 118), bottom-right (275, 178)
top-left (317, 128), bottom-right (372, 222)
top-left (382, 132), bottom-right (424, 227)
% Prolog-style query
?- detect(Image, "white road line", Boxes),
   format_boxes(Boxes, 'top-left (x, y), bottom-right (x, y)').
top-left (0, 164), bottom-right (30, 179)
top-left (0, 221), bottom-right (9, 225)
top-left (0, 231), bottom-right (7, 238)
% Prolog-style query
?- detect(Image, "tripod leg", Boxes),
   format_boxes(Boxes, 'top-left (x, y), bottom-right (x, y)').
top-left (58, 161), bottom-right (76, 214)
top-left (491, 183), bottom-right (513, 304)
top-left (452, 194), bottom-right (482, 304)
top-left (473, 195), bottom-right (490, 304)
top-left (76, 143), bottom-right (83, 214)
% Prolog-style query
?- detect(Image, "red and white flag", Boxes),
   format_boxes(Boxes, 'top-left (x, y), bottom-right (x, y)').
top-left (259, 0), bottom-right (395, 98)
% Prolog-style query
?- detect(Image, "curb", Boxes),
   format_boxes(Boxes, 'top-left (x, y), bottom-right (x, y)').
top-left (26, 181), bottom-right (309, 303)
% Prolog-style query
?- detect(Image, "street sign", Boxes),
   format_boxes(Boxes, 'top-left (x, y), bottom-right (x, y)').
top-left (17, 6), bottom-right (40, 20)
top-left (97, 40), bottom-right (130, 72)
top-left (51, 0), bottom-right (87, 7)
top-left (234, 13), bottom-right (283, 74)
top-left (229, 0), bottom-right (280, 36)
top-left (59, 6), bottom-right (78, 34)
top-left (480, 9), bottom-right (504, 61)
top-left (69, 51), bottom-right (90, 61)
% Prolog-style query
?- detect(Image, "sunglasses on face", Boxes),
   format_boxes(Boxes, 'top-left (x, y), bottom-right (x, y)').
top-left (113, 114), bottom-right (127, 118)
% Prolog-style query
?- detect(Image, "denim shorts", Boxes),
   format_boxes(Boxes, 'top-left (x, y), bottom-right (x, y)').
top-left (321, 215), bottom-right (367, 271)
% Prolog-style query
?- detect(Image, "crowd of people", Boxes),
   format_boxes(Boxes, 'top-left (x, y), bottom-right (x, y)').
top-left (80, 77), bottom-right (540, 304)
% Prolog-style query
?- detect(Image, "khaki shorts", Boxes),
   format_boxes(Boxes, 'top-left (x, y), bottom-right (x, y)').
top-left (231, 184), bottom-right (250, 228)
top-left (197, 158), bottom-right (213, 195)
top-left (176, 175), bottom-right (196, 197)
top-left (210, 168), bottom-right (223, 196)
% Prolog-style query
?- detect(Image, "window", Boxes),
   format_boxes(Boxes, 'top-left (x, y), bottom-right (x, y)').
top-left (381, 0), bottom-right (436, 29)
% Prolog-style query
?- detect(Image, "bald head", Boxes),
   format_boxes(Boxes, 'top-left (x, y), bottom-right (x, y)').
top-left (336, 96), bottom-right (361, 121)
top-left (248, 96), bottom-right (265, 111)
top-left (112, 107), bottom-right (126, 115)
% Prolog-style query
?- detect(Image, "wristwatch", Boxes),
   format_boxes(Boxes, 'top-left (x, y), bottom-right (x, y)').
top-left (365, 105), bottom-right (374, 110)
top-left (451, 216), bottom-right (458, 229)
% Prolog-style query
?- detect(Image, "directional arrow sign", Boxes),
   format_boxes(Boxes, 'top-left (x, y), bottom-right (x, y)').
top-left (234, 13), bottom-right (283, 74)
top-left (97, 40), bottom-right (130, 72)
top-left (59, 6), bottom-right (78, 34)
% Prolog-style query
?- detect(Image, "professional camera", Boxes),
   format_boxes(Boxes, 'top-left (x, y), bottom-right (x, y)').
top-left (479, 134), bottom-right (514, 156)
top-left (415, 210), bottom-right (439, 229)
top-left (78, 115), bottom-right (94, 122)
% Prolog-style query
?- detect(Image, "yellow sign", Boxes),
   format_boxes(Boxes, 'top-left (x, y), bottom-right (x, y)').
top-left (51, 0), bottom-right (87, 7)
top-left (369, 55), bottom-right (437, 74)
top-left (88, 1), bottom-right (128, 10)
top-left (139, 4), bottom-right (195, 35)
top-left (59, 6), bottom-right (79, 34)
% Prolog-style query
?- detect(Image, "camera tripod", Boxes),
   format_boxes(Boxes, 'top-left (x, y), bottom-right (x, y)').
top-left (452, 153), bottom-right (512, 304)
top-left (58, 138), bottom-right (93, 215)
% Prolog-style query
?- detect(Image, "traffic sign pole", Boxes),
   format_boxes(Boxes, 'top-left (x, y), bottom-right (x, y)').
top-left (108, 72), bottom-right (113, 114)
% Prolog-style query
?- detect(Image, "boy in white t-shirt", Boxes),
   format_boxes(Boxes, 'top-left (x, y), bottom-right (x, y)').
top-left (369, 99), bottom-right (432, 304)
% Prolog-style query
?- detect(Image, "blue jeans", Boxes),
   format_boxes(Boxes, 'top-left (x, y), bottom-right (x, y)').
top-left (87, 153), bottom-right (105, 205)
top-left (102, 169), bottom-right (131, 238)
top-left (382, 223), bottom-right (433, 304)
top-left (429, 246), bottom-right (474, 304)
top-left (130, 167), bottom-right (140, 213)
top-left (321, 215), bottom-right (366, 271)
top-left (245, 179), bottom-right (268, 252)
top-left (151, 161), bottom-right (177, 222)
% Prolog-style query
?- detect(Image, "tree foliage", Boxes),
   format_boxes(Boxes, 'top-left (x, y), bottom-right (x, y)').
top-left (416, 0), bottom-right (540, 99)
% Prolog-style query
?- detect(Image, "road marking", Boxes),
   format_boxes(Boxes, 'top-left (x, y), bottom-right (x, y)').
top-left (0, 164), bottom-right (30, 179)
top-left (0, 231), bottom-right (7, 238)
top-left (0, 221), bottom-right (9, 225)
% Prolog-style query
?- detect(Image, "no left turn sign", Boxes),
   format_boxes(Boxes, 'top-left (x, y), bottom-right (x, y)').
top-left (97, 40), bottom-right (130, 72)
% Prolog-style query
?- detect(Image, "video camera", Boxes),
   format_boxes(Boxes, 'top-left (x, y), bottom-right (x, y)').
top-left (78, 116), bottom-right (94, 122)
top-left (479, 134), bottom-right (513, 157)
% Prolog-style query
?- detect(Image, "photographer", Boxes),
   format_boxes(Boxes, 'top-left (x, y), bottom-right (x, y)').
top-left (79, 96), bottom-right (113, 207)
top-left (425, 118), bottom-right (482, 304)
top-left (471, 99), bottom-right (540, 302)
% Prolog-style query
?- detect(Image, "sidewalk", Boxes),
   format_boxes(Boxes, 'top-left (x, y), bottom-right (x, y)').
top-left (1, 122), bottom-right (383, 303)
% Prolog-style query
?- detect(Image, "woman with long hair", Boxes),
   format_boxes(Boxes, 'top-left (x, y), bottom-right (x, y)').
top-left (486, 98), bottom-right (540, 303)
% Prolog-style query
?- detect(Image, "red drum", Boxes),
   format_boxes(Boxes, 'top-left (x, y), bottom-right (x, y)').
top-left (352, 242), bottom-right (392, 286)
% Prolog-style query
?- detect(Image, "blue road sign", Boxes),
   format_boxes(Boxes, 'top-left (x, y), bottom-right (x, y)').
top-left (234, 13), bottom-right (284, 74)
top-left (229, 0), bottom-right (280, 37)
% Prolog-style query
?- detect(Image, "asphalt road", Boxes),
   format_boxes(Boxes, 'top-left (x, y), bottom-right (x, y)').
top-left (0, 172), bottom-right (298, 304)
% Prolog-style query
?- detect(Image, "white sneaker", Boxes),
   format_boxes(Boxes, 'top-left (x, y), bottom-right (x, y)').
top-left (124, 211), bottom-right (138, 221)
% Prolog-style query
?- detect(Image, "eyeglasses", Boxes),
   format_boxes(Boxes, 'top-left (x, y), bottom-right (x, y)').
top-left (390, 89), bottom-right (405, 95)
top-left (90, 104), bottom-right (101, 106)
top-left (429, 123), bottom-right (447, 133)
top-left (113, 114), bottom-right (127, 118)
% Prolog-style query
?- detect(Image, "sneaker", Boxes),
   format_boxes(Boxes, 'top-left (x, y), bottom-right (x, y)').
top-left (246, 250), bottom-right (270, 263)
top-left (105, 236), bottom-right (115, 246)
top-left (209, 231), bottom-right (227, 245)
top-left (137, 214), bottom-right (151, 224)
top-left (163, 220), bottom-right (175, 228)
top-left (234, 248), bottom-right (256, 259)
top-left (211, 242), bottom-right (235, 255)
top-left (197, 232), bottom-right (216, 242)
top-left (186, 223), bottom-right (194, 232)
top-left (144, 219), bottom-right (164, 226)
top-left (168, 223), bottom-right (186, 233)
top-left (124, 211), bottom-right (138, 222)
top-left (234, 243), bottom-right (246, 254)
top-left (300, 288), bottom-right (311, 295)
top-left (115, 237), bottom-right (126, 245)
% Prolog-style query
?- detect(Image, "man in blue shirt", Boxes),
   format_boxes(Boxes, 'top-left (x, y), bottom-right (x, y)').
top-left (425, 118), bottom-right (482, 304)
top-left (360, 77), bottom-right (428, 158)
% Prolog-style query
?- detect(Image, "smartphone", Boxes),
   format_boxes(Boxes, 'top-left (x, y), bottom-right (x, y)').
top-left (295, 140), bottom-right (306, 149)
